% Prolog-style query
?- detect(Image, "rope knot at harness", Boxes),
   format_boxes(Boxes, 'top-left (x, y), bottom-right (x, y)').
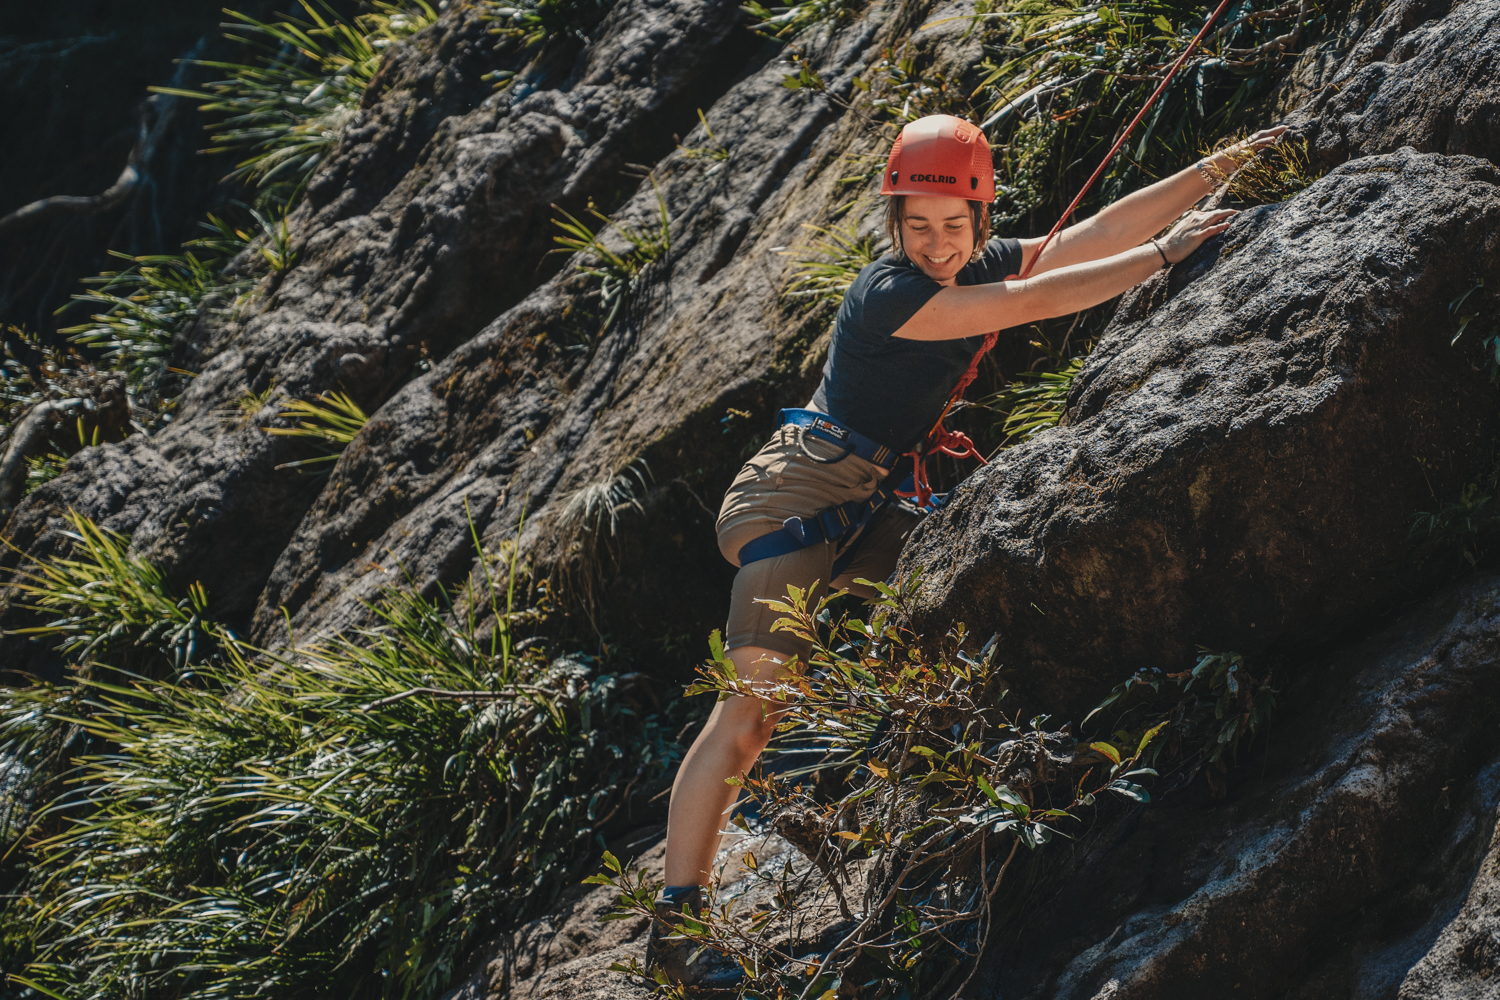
top-left (896, 329), bottom-right (998, 508)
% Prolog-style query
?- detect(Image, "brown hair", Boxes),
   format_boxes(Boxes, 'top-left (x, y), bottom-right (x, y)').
top-left (884, 195), bottom-right (991, 264)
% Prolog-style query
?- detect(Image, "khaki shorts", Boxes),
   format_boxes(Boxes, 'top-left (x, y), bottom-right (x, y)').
top-left (716, 425), bottom-right (922, 662)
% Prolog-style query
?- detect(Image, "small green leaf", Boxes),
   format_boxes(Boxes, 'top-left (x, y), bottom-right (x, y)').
top-left (1089, 741), bottom-right (1121, 765)
top-left (1136, 721), bottom-right (1168, 757)
top-left (1107, 779), bottom-right (1151, 802)
top-left (1152, 14), bottom-right (1173, 32)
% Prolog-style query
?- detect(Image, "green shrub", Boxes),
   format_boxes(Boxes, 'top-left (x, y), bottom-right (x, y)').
top-left (3, 515), bottom-right (678, 1000)
top-left (550, 183), bottom-right (672, 333)
top-left (590, 578), bottom-right (1279, 996)
top-left (154, 1), bottom-right (438, 201)
top-left (593, 577), bottom-right (1177, 998)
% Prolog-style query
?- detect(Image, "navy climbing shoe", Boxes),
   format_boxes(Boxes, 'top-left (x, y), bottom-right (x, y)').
top-left (644, 885), bottom-right (744, 991)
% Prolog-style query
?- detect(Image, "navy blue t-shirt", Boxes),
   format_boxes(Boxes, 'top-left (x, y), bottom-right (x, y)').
top-left (809, 237), bottom-right (1024, 453)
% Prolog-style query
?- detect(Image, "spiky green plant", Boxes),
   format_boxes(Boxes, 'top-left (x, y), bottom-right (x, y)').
top-left (5, 510), bottom-right (230, 675)
top-left (153, 1), bottom-right (438, 199)
top-left (263, 390), bottom-right (370, 469)
top-left (478, 0), bottom-right (614, 51)
top-left (782, 221), bottom-right (883, 310)
top-left (21, 453), bottom-right (66, 494)
top-left (975, 356), bottom-right (1085, 445)
top-left (554, 459), bottom-right (654, 617)
top-left (59, 247), bottom-right (244, 401)
top-left (677, 108), bottom-right (731, 163)
top-left (4, 514), bottom-right (677, 1000)
top-left (557, 458), bottom-right (652, 541)
top-left (550, 184), bottom-right (671, 332)
top-left (743, 0), bottom-right (871, 38)
top-left (1219, 136), bottom-right (1326, 204)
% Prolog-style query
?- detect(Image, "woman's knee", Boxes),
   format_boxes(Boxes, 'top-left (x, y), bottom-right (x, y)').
top-left (710, 696), bottom-right (780, 759)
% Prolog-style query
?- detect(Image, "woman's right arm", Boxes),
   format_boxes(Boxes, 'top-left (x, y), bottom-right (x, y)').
top-left (893, 208), bottom-right (1235, 342)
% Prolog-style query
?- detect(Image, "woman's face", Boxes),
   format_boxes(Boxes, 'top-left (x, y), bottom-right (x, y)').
top-left (900, 195), bottom-right (974, 285)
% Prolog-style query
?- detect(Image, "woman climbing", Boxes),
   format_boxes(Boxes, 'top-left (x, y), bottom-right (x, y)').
top-left (647, 112), bottom-right (1285, 986)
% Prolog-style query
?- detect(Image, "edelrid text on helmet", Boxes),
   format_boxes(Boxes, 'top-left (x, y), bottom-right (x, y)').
top-left (880, 114), bottom-right (995, 203)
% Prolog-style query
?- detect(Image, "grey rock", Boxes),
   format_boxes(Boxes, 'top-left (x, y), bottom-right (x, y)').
top-left (1286, 0), bottom-right (1500, 166)
top-left (981, 574), bottom-right (1500, 999)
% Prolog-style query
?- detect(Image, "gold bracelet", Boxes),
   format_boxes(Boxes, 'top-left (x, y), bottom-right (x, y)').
top-left (1196, 158), bottom-right (1220, 186)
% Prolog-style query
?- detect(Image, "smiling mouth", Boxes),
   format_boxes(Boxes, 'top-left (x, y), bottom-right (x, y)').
top-left (924, 253), bottom-right (957, 266)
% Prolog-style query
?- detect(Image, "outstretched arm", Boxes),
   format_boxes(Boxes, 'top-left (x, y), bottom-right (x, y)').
top-left (1017, 126), bottom-right (1287, 276)
top-left (894, 208), bottom-right (1234, 341)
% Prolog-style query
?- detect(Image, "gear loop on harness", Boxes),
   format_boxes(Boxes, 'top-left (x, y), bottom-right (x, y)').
top-left (795, 424), bottom-right (856, 465)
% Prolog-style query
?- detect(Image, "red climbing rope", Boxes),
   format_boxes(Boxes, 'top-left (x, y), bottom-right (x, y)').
top-left (897, 0), bottom-right (1237, 507)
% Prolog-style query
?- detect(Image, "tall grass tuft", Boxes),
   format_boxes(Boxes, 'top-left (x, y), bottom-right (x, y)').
top-left (6, 510), bottom-right (232, 676)
top-left (4, 514), bottom-right (677, 1000)
top-left (782, 221), bottom-right (883, 319)
top-left (58, 216), bottom-right (255, 413)
top-left (154, 1), bottom-right (438, 201)
top-left (974, 355), bottom-right (1085, 446)
top-left (1218, 135), bottom-right (1326, 204)
top-left (550, 183), bottom-right (672, 333)
top-left (263, 390), bottom-right (371, 470)
top-left (743, 0), bottom-right (872, 39)
top-left (479, 0), bottom-right (615, 53)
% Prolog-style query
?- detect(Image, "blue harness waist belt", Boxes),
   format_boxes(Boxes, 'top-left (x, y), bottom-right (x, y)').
top-left (778, 408), bottom-right (898, 468)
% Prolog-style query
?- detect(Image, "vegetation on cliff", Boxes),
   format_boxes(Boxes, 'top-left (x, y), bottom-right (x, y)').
top-left (2, 513), bottom-right (676, 999)
top-left (9, 0), bottom-right (1488, 996)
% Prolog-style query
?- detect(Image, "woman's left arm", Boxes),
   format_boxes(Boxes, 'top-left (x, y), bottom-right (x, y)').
top-left (1017, 126), bottom-right (1287, 275)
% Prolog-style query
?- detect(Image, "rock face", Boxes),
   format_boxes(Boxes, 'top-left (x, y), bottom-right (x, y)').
top-left (9, 0), bottom-right (1500, 996)
top-left (0, 0), bottom-right (779, 655)
top-left (0, 0), bottom-right (932, 664)
top-left (1287, 0), bottom-right (1500, 167)
top-left (986, 573), bottom-right (1500, 1000)
top-left (898, 148), bottom-right (1500, 716)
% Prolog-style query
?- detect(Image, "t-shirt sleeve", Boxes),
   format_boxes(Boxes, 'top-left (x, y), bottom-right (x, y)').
top-left (843, 257), bottom-right (944, 338)
top-left (961, 238), bottom-right (1023, 283)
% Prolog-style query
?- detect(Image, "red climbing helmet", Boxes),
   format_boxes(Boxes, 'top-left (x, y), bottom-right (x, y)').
top-left (880, 114), bottom-right (995, 203)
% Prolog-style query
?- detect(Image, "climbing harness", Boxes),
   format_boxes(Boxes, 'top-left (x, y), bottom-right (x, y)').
top-left (736, 0), bottom-right (1237, 561)
top-left (896, 0), bottom-right (1237, 507)
top-left (736, 409), bottom-right (902, 570)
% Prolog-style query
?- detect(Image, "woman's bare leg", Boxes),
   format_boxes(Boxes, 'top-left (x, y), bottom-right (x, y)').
top-left (663, 644), bottom-right (789, 886)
